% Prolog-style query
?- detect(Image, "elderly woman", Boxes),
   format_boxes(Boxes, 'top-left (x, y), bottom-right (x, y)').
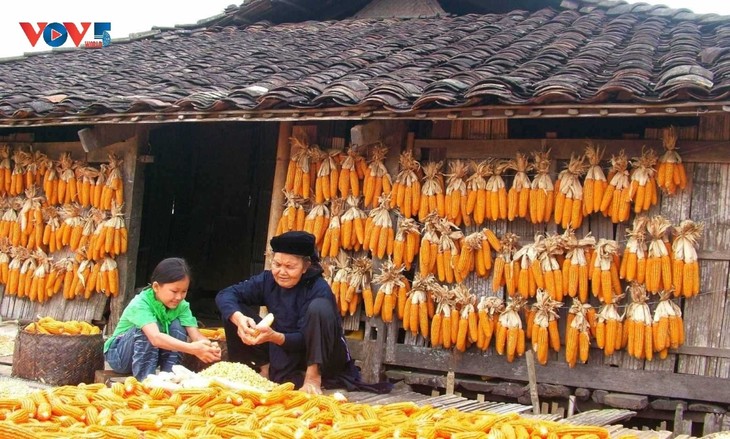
top-left (216, 231), bottom-right (390, 394)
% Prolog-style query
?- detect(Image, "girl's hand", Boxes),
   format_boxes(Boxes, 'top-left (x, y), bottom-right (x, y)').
top-left (191, 340), bottom-right (221, 363)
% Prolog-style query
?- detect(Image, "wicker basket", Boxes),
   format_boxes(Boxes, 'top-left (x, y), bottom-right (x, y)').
top-left (181, 340), bottom-right (228, 372)
top-left (12, 329), bottom-right (104, 385)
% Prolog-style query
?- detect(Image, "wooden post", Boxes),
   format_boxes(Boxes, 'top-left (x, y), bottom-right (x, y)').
top-left (264, 122), bottom-right (293, 269)
top-left (526, 350), bottom-right (541, 415)
top-left (446, 370), bottom-right (455, 395)
top-left (109, 126), bottom-right (147, 331)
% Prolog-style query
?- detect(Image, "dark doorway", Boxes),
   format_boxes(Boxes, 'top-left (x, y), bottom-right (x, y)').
top-left (136, 122), bottom-right (278, 320)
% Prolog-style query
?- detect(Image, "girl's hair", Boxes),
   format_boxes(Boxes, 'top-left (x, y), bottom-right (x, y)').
top-left (151, 258), bottom-right (191, 285)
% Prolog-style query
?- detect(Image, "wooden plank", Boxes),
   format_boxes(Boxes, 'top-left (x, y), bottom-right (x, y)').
top-left (414, 138), bottom-right (730, 163)
top-left (386, 344), bottom-right (730, 403)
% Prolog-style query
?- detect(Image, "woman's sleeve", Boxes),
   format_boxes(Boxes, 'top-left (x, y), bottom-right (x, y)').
top-left (215, 272), bottom-right (268, 322)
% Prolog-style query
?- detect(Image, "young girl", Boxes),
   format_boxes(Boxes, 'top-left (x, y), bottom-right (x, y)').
top-left (104, 257), bottom-right (221, 380)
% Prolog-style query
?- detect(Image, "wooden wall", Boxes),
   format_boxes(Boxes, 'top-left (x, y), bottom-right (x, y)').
top-left (343, 114), bottom-right (730, 404)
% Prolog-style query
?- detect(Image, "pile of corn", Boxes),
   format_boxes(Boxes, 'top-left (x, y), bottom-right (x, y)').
top-left (198, 327), bottom-right (226, 341)
top-left (0, 378), bottom-right (613, 439)
top-left (198, 361), bottom-right (276, 391)
top-left (24, 317), bottom-right (101, 336)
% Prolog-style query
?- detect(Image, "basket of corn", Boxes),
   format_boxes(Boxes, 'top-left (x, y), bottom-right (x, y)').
top-left (12, 317), bottom-right (104, 385)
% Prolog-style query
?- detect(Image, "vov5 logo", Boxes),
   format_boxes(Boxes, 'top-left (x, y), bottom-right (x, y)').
top-left (19, 22), bottom-right (112, 49)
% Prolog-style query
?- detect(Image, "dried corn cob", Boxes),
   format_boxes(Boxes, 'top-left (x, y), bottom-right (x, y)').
top-left (671, 219), bottom-right (703, 298)
top-left (595, 297), bottom-right (624, 356)
top-left (620, 216), bottom-right (649, 284)
top-left (276, 190), bottom-right (307, 236)
top-left (363, 194), bottom-right (394, 260)
top-left (529, 151), bottom-right (554, 224)
top-left (418, 161), bottom-right (446, 221)
top-left (476, 296), bottom-right (504, 351)
top-left (465, 160), bottom-right (489, 225)
top-left (531, 290), bottom-right (562, 365)
top-left (315, 149), bottom-right (342, 204)
top-left (372, 259), bottom-right (406, 323)
top-left (485, 160), bottom-right (509, 222)
top-left (363, 144), bottom-right (392, 209)
top-left (646, 216), bottom-right (672, 294)
top-left (652, 291), bottom-right (685, 358)
top-left (391, 151), bottom-right (421, 219)
top-left (338, 146), bottom-right (367, 199)
top-left (600, 150), bottom-right (631, 223)
top-left (625, 282), bottom-right (654, 360)
top-left (591, 239), bottom-right (621, 304)
top-left (320, 199), bottom-right (344, 259)
top-left (0, 145), bottom-right (11, 196)
top-left (583, 143), bottom-right (607, 216)
top-left (340, 196), bottom-right (367, 252)
top-left (496, 296), bottom-right (525, 362)
top-left (657, 126), bottom-right (687, 195)
top-left (506, 153), bottom-right (532, 221)
top-left (563, 231), bottom-right (595, 303)
top-left (444, 159), bottom-right (470, 226)
top-left (554, 154), bottom-right (588, 229)
top-left (392, 217), bottom-right (420, 271)
top-left (628, 148), bottom-right (659, 214)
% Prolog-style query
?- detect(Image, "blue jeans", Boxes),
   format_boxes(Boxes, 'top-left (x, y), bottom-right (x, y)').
top-left (105, 320), bottom-right (187, 380)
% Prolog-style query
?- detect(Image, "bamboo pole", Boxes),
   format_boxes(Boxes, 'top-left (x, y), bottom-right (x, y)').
top-left (265, 122), bottom-right (293, 269)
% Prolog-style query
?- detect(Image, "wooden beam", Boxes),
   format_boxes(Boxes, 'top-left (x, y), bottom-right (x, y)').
top-left (674, 346), bottom-right (730, 359)
top-left (414, 138), bottom-right (730, 163)
top-left (386, 345), bottom-right (730, 404)
top-left (264, 122), bottom-right (293, 269)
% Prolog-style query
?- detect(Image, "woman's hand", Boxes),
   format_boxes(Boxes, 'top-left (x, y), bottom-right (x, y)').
top-left (190, 339), bottom-right (222, 363)
top-left (233, 314), bottom-right (259, 345)
top-left (248, 325), bottom-right (283, 345)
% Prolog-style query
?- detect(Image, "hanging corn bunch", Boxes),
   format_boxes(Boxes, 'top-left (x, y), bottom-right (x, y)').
top-left (19, 186), bottom-right (44, 250)
top-left (591, 239), bottom-right (621, 304)
top-left (364, 194), bottom-right (394, 260)
top-left (456, 231), bottom-right (485, 281)
top-left (89, 205), bottom-right (127, 260)
top-left (600, 150), bottom-right (631, 223)
top-left (42, 158), bottom-right (61, 206)
top-left (671, 219), bottom-right (703, 298)
top-left (98, 257), bottom-right (120, 297)
top-left (529, 151), bottom-right (554, 224)
top-left (84, 210), bottom-right (109, 261)
top-left (340, 257), bottom-right (371, 317)
top-left (418, 161), bottom-right (446, 221)
top-left (75, 166), bottom-right (100, 208)
top-left (90, 165), bottom-right (107, 209)
top-left (371, 260), bottom-right (407, 323)
top-left (362, 144), bottom-right (392, 209)
top-left (563, 231), bottom-right (596, 303)
top-left (392, 217), bottom-right (420, 271)
top-left (285, 137), bottom-right (313, 199)
top-left (492, 232), bottom-right (519, 296)
top-left (583, 143), bottom-right (608, 216)
top-left (0, 238), bottom-right (10, 285)
top-left (418, 213), bottom-right (440, 277)
top-left (340, 196), bottom-right (367, 252)
top-left (653, 291), bottom-right (685, 359)
top-left (531, 290), bottom-right (562, 365)
top-left (620, 215), bottom-right (649, 285)
top-left (328, 253), bottom-right (351, 315)
top-left (403, 274), bottom-right (437, 339)
top-left (537, 234), bottom-right (565, 301)
top-left (476, 296), bottom-right (504, 351)
top-left (495, 296), bottom-right (526, 362)
top-left (444, 160), bottom-right (470, 226)
top-left (390, 151), bottom-right (421, 220)
top-left (595, 297), bottom-right (624, 356)
top-left (29, 151), bottom-right (51, 188)
top-left (0, 145), bottom-right (10, 195)
top-left (17, 250), bottom-right (37, 299)
top-left (320, 198), bottom-right (344, 259)
top-left (506, 153), bottom-right (532, 221)
top-left (100, 154), bottom-right (124, 210)
top-left (465, 160), bottom-right (489, 225)
top-left (0, 198), bottom-right (22, 246)
top-left (624, 282), bottom-right (654, 361)
top-left (645, 216), bottom-right (673, 294)
top-left (435, 218), bottom-right (463, 284)
top-left (9, 148), bottom-right (32, 196)
top-left (485, 160), bottom-right (509, 222)
top-left (59, 256), bottom-right (79, 300)
top-left (5, 247), bottom-right (30, 296)
top-left (657, 126), bottom-right (687, 195)
top-left (565, 299), bottom-right (593, 368)
top-left (428, 283), bottom-right (452, 348)
top-left (628, 148), bottom-right (659, 214)
top-left (338, 146), bottom-right (367, 199)
top-left (314, 149), bottom-right (341, 204)
top-left (304, 202), bottom-right (330, 249)
top-left (275, 190), bottom-right (306, 235)
top-left (554, 154), bottom-right (588, 229)
top-left (452, 285), bottom-right (478, 352)
top-left (28, 250), bottom-right (53, 303)
top-left (513, 237), bottom-right (540, 299)
top-left (56, 153), bottom-right (78, 205)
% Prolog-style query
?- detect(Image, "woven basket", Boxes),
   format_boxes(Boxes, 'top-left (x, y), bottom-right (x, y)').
top-left (12, 329), bottom-right (104, 385)
top-left (181, 340), bottom-right (228, 372)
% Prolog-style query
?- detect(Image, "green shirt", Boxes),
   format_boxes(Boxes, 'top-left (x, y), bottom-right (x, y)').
top-left (103, 287), bottom-right (198, 352)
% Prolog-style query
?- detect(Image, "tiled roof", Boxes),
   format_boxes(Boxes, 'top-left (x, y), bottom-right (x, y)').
top-left (1, 6), bottom-right (729, 122)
